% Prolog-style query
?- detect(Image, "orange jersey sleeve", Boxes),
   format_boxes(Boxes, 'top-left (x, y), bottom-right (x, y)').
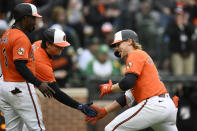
top-left (125, 50), bottom-right (167, 103)
top-left (125, 50), bottom-right (146, 75)
top-left (0, 29), bottom-right (34, 82)
top-left (33, 41), bottom-right (56, 82)
top-left (12, 36), bottom-right (32, 61)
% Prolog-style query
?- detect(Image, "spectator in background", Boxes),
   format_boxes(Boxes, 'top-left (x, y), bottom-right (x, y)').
top-left (29, 17), bottom-right (48, 43)
top-left (84, 0), bottom-right (120, 36)
top-left (152, 0), bottom-right (176, 29)
top-left (135, 0), bottom-right (161, 61)
top-left (117, 0), bottom-right (137, 31)
top-left (85, 44), bottom-right (121, 78)
top-left (50, 6), bottom-right (80, 50)
top-left (83, 0), bottom-right (107, 36)
top-left (66, 0), bottom-right (85, 47)
top-left (78, 37), bottom-right (99, 72)
top-left (32, 0), bottom-right (54, 21)
top-left (0, 0), bottom-right (16, 21)
top-left (193, 18), bottom-right (197, 73)
top-left (100, 22), bottom-right (119, 61)
top-left (182, 0), bottom-right (197, 24)
top-left (176, 86), bottom-right (197, 131)
top-left (100, 22), bottom-right (113, 45)
top-left (164, 6), bottom-right (195, 76)
top-left (83, 24), bottom-right (94, 47)
top-left (0, 20), bottom-right (8, 38)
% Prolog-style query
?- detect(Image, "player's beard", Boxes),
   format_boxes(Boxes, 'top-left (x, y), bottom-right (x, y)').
top-left (31, 26), bottom-right (35, 32)
top-left (28, 26), bottom-right (35, 33)
top-left (114, 51), bottom-right (121, 58)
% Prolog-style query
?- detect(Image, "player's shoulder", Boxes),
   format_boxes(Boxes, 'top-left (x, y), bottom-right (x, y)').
top-left (129, 49), bottom-right (149, 58)
top-left (8, 29), bottom-right (29, 41)
top-left (9, 29), bottom-right (25, 37)
top-left (33, 40), bottom-right (42, 53)
top-left (33, 40), bottom-right (50, 62)
top-left (33, 40), bottom-right (42, 47)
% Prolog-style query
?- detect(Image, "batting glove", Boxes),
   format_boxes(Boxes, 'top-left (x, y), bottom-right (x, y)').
top-left (77, 103), bottom-right (97, 117)
top-left (99, 80), bottom-right (112, 99)
top-left (85, 105), bottom-right (107, 125)
top-left (172, 96), bottom-right (179, 108)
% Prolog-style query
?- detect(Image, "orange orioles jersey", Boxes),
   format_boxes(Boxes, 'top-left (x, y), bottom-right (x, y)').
top-left (0, 29), bottom-right (34, 82)
top-left (125, 49), bottom-right (167, 103)
top-left (32, 40), bottom-right (56, 82)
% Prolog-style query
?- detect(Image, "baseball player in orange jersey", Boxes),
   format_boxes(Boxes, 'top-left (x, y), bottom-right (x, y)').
top-left (86, 29), bottom-right (178, 131)
top-left (0, 3), bottom-right (55, 131)
top-left (32, 28), bottom-right (97, 117)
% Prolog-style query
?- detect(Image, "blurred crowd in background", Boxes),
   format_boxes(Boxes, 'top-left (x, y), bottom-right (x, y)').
top-left (0, 0), bottom-right (197, 130)
top-left (0, 0), bottom-right (197, 87)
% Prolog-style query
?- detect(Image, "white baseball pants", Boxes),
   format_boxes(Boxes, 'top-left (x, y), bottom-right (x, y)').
top-left (105, 94), bottom-right (178, 131)
top-left (0, 78), bottom-right (45, 131)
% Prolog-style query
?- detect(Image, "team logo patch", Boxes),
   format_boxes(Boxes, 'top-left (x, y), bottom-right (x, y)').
top-left (104, 86), bottom-right (108, 89)
top-left (17, 48), bottom-right (25, 55)
top-left (147, 57), bottom-right (153, 64)
top-left (126, 62), bottom-right (132, 70)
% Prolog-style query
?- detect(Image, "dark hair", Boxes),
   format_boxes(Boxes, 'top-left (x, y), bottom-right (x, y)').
top-left (41, 39), bottom-right (54, 49)
top-left (41, 39), bottom-right (47, 49)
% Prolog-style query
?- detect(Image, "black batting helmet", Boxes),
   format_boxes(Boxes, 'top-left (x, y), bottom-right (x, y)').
top-left (111, 29), bottom-right (139, 57)
top-left (43, 28), bottom-right (70, 47)
top-left (111, 29), bottom-right (139, 48)
top-left (13, 3), bottom-right (42, 21)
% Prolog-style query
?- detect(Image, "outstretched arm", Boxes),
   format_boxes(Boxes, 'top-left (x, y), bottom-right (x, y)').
top-left (112, 73), bottom-right (138, 92)
top-left (49, 82), bottom-right (80, 108)
top-left (86, 94), bottom-right (126, 125)
top-left (14, 60), bottom-right (55, 98)
top-left (100, 73), bottom-right (138, 98)
top-left (104, 100), bottom-right (122, 113)
top-left (49, 82), bottom-right (97, 117)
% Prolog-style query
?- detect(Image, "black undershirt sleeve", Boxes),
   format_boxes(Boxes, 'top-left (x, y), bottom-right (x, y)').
top-left (14, 60), bottom-right (42, 87)
top-left (119, 73), bottom-right (138, 91)
top-left (49, 82), bottom-right (80, 109)
top-left (116, 94), bottom-right (126, 107)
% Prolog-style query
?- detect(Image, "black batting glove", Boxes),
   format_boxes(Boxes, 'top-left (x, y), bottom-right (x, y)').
top-left (77, 103), bottom-right (97, 117)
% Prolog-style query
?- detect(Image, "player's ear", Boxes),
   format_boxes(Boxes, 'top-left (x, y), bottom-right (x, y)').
top-left (127, 39), bottom-right (132, 46)
top-left (46, 42), bottom-right (50, 48)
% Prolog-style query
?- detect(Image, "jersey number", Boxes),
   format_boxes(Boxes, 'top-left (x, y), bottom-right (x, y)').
top-left (2, 48), bottom-right (8, 67)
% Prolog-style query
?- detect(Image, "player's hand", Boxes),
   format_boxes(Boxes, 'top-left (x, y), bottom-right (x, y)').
top-left (85, 105), bottom-right (107, 125)
top-left (38, 82), bottom-right (55, 98)
top-left (172, 96), bottom-right (179, 108)
top-left (77, 103), bottom-right (97, 117)
top-left (99, 80), bottom-right (112, 99)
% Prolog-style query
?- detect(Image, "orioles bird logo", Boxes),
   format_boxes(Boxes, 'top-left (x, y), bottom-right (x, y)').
top-left (17, 48), bottom-right (25, 55)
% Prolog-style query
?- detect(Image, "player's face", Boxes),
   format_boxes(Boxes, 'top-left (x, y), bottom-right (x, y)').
top-left (53, 45), bottom-right (64, 56)
top-left (46, 42), bottom-right (64, 56)
top-left (24, 16), bottom-right (36, 33)
top-left (114, 40), bottom-right (130, 59)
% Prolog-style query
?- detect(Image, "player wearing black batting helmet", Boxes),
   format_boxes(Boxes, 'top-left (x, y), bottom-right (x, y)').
top-left (13, 3), bottom-right (42, 21)
top-left (0, 3), bottom-right (53, 131)
top-left (12, 3), bottom-right (42, 33)
top-left (86, 28), bottom-right (178, 131)
top-left (111, 29), bottom-right (139, 57)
